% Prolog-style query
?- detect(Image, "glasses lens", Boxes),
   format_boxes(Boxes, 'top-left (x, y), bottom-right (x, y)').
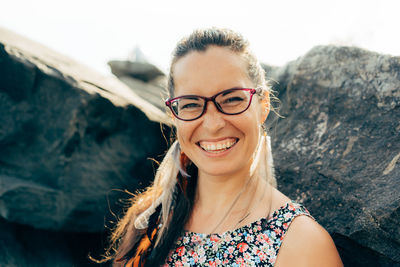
top-left (215, 89), bottom-right (251, 114)
top-left (170, 97), bottom-right (204, 120)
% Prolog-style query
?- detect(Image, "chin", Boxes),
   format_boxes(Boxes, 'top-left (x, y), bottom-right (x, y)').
top-left (196, 162), bottom-right (243, 177)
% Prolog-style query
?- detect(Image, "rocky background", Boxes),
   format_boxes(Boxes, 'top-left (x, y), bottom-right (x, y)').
top-left (0, 27), bottom-right (399, 266)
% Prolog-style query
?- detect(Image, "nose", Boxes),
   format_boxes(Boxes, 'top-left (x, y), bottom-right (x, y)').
top-left (201, 100), bottom-right (226, 132)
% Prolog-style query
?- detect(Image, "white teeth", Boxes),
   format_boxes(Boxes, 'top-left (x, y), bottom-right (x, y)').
top-left (198, 139), bottom-right (237, 153)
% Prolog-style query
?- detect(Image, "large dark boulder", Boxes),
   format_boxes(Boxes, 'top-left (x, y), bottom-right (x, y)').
top-left (267, 46), bottom-right (400, 266)
top-left (0, 217), bottom-right (104, 266)
top-left (0, 27), bottom-right (171, 266)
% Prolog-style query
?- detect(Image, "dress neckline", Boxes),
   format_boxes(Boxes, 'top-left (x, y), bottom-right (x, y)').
top-left (183, 199), bottom-right (297, 238)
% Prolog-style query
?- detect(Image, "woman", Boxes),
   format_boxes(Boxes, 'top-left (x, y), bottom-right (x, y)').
top-left (99, 27), bottom-right (343, 266)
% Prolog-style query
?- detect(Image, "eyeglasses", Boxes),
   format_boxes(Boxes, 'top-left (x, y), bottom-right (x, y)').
top-left (165, 88), bottom-right (260, 121)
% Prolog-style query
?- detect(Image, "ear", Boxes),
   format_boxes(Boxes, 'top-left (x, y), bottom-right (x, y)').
top-left (260, 91), bottom-right (270, 123)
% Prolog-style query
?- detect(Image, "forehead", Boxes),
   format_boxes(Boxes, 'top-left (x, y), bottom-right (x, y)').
top-left (173, 46), bottom-right (253, 97)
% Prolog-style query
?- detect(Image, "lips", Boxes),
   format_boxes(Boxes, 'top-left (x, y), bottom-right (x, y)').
top-left (197, 137), bottom-right (239, 153)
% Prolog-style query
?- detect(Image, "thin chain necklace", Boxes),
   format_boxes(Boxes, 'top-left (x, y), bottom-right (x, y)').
top-left (230, 177), bottom-right (259, 230)
top-left (206, 174), bottom-right (255, 235)
top-left (188, 177), bottom-right (274, 254)
top-left (187, 175), bottom-right (257, 255)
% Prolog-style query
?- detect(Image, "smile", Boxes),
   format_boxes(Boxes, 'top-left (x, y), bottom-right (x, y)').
top-left (197, 138), bottom-right (238, 153)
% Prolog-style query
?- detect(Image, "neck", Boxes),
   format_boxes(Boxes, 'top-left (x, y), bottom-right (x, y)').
top-left (194, 164), bottom-right (255, 214)
top-left (185, 163), bottom-right (274, 234)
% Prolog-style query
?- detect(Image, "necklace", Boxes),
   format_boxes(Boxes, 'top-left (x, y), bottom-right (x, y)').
top-left (207, 174), bottom-right (255, 235)
top-left (229, 176), bottom-right (260, 231)
top-left (190, 177), bottom-right (273, 246)
top-left (186, 175), bottom-right (258, 254)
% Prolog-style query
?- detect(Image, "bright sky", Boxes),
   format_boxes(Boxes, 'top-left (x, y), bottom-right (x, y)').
top-left (1, 0), bottom-right (399, 75)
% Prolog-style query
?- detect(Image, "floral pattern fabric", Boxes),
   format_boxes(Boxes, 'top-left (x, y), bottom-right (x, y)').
top-left (164, 200), bottom-right (315, 266)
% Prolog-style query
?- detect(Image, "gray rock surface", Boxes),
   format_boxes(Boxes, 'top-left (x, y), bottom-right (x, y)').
top-left (107, 58), bottom-right (167, 111)
top-left (266, 46), bottom-right (400, 266)
top-left (0, 27), bottom-right (170, 234)
top-left (0, 26), bottom-right (173, 266)
top-left (117, 75), bottom-right (167, 111)
top-left (108, 60), bottom-right (165, 82)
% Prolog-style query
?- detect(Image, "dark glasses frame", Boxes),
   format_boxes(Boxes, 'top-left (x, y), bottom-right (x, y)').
top-left (165, 88), bottom-right (261, 121)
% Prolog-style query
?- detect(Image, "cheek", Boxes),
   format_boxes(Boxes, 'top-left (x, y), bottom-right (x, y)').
top-left (176, 122), bottom-right (195, 148)
top-left (176, 126), bottom-right (199, 162)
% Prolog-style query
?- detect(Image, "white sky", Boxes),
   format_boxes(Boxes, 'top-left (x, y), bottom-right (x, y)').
top-left (1, 0), bottom-right (399, 75)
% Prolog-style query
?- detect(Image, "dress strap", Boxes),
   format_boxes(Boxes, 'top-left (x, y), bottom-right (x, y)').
top-left (267, 201), bottom-right (315, 259)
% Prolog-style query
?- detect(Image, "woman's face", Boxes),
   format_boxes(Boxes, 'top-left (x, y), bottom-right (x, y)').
top-left (172, 46), bottom-right (268, 178)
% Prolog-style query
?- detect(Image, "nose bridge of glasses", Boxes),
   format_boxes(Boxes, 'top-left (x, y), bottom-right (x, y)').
top-left (203, 95), bottom-right (223, 114)
top-left (202, 100), bottom-right (226, 129)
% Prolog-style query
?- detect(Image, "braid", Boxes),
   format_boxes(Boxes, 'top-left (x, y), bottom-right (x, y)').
top-left (146, 187), bottom-right (189, 265)
top-left (146, 160), bottom-right (198, 266)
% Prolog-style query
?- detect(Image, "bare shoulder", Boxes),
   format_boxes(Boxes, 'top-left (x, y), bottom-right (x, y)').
top-left (275, 215), bottom-right (343, 267)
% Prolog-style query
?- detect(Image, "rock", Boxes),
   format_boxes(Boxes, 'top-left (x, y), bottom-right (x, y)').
top-left (117, 75), bottom-right (167, 111)
top-left (266, 45), bottom-right (400, 266)
top-left (108, 46), bottom-right (165, 83)
top-left (0, 217), bottom-right (104, 267)
top-left (108, 49), bottom-right (168, 113)
top-left (128, 46), bottom-right (149, 63)
top-left (108, 60), bottom-right (165, 82)
top-left (0, 26), bottom-right (171, 236)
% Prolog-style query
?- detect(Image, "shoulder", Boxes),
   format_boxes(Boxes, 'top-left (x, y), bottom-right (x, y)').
top-left (275, 215), bottom-right (343, 267)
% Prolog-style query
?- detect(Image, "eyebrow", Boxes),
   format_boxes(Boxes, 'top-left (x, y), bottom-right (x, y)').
top-left (221, 87), bottom-right (242, 96)
top-left (178, 86), bottom-right (243, 98)
top-left (183, 96), bottom-right (201, 100)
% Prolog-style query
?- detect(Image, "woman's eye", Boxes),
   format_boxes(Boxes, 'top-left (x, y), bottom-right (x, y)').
top-left (223, 97), bottom-right (244, 104)
top-left (180, 103), bottom-right (201, 110)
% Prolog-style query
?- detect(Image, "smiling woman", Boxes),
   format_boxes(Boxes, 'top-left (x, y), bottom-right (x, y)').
top-left (94, 27), bottom-right (343, 267)
top-left (171, 47), bottom-right (267, 182)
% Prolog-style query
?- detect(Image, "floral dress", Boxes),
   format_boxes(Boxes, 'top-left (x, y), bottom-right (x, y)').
top-left (164, 200), bottom-right (315, 266)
